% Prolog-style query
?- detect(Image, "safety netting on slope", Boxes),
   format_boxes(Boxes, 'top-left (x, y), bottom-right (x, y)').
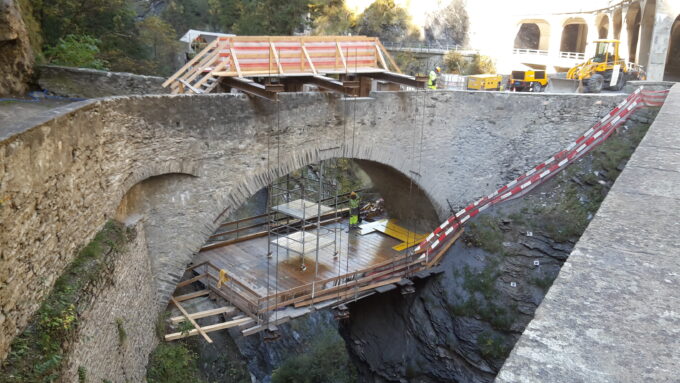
top-left (416, 87), bottom-right (670, 257)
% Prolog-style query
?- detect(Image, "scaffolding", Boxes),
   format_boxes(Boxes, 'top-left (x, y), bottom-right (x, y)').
top-left (267, 163), bottom-right (340, 272)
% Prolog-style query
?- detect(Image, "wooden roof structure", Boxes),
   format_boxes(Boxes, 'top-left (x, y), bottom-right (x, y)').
top-left (162, 35), bottom-right (426, 99)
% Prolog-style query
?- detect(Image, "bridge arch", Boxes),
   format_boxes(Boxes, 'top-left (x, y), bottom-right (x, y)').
top-left (561, 17), bottom-right (589, 53)
top-left (664, 14), bottom-right (680, 81)
top-left (514, 20), bottom-right (551, 51)
top-left (596, 14), bottom-right (610, 39)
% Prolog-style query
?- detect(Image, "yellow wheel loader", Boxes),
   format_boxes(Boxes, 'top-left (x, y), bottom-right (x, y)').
top-left (550, 40), bottom-right (646, 93)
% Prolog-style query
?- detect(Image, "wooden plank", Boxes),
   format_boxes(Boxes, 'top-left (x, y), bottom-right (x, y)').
top-left (375, 44), bottom-right (389, 70)
top-left (294, 277), bottom-right (402, 308)
top-left (425, 229), bottom-right (463, 267)
top-left (230, 40), bottom-right (243, 77)
top-left (174, 289), bottom-right (209, 302)
top-left (163, 39), bottom-right (218, 87)
top-left (170, 306), bottom-right (235, 324)
top-left (377, 40), bottom-right (402, 74)
top-left (270, 42), bottom-right (284, 74)
top-left (177, 273), bottom-right (208, 288)
top-left (165, 317), bottom-right (254, 341)
top-left (171, 297), bottom-right (213, 343)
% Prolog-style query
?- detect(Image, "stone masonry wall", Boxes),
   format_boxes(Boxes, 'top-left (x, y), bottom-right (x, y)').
top-left (0, 90), bottom-right (626, 361)
top-left (0, 0), bottom-right (34, 95)
top-left (62, 219), bottom-right (158, 383)
top-left (38, 65), bottom-right (169, 99)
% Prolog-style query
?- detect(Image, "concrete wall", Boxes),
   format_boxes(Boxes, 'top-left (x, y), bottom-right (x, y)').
top-left (496, 85), bottom-right (680, 383)
top-left (63, 220), bottom-right (158, 383)
top-left (38, 65), bottom-right (169, 98)
top-left (0, 90), bottom-right (626, 362)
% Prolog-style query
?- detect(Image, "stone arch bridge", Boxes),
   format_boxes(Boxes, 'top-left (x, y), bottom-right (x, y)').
top-left (0, 90), bottom-right (624, 360)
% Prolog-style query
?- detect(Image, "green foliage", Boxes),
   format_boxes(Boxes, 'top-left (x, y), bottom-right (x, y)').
top-left (0, 221), bottom-right (129, 382)
top-left (77, 366), bottom-right (87, 383)
top-left (443, 51), bottom-right (466, 74)
top-left (45, 34), bottom-right (108, 69)
top-left (271, 330), bottom-right (356, 383)
top-left (310, 0), bottom-right (355, 35)
top-left (464, 215), bottom-right (504, 254)
top-left (146, 342), bottom-right (206, 383)
top-left (466, 53), bottom-right (496, 75)
top-left (355, 0), bottom-right (419, 43)
top-left (477, 332), bottom-right (511, 360)
top-left (138, 17), bottom-right (182, 76)
top-left (449, 261), bottom-right (517, 331)
top-left (17, 0), bottom-right (44, 59)
top-left (177, 320), bottom-right (196, 336)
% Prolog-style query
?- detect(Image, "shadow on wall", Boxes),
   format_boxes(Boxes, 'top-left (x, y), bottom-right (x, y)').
top-left (355, 159), bottom-right (440, 233)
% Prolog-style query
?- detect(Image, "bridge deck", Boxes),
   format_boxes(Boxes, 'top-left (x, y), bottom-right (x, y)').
top-left (195, 219), bottom-right (403, 298)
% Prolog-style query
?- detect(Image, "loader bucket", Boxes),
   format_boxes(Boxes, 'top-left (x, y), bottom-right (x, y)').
top-left (547, 77), bottom-right (581, 93)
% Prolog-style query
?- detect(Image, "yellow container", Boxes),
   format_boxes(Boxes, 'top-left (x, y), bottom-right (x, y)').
top-left (467, 74), bottom-right (502, 91)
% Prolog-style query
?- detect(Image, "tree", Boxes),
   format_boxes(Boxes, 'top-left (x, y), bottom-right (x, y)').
top-left (45, 34), bottom-right (108, 69)
top-left (424, 0), bottom-right (469, 46)
top-left (467, 53), bottom-right (496, 74)
top-left (355, 0), bottom-right (419, 43)
top-left (310, 0), bottom-right (355, 36)
top-left (443, 51), bottom-right (466, 73)
top-left (138, 16), bottom-right (182, 76)
top-left (232, 0), bottom-right (310, 35)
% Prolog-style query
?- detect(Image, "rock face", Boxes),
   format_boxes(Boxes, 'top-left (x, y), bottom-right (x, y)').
top-left (0, 0), bottom-right (34, 95)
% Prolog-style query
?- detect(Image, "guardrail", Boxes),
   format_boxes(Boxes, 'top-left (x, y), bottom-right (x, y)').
top-left (513, 48), bottom-right (549, 56)
top-left (382, 43), bottom-right (463, 54)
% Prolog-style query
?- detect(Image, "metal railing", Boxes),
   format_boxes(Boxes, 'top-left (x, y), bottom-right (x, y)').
top-left (513, 48), bottom-right (549, 56)
top-left (382, 42), bottom-right (463, 54)
top-left (559, 51), bottom-right (585, 60)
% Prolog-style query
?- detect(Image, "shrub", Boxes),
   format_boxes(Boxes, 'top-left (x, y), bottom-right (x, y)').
top-left (443, 51), bottom-right (466, 74)
top-left (271, 331), bottom-right (356, 383)
top-left (467, 53), bottom-right (496, 74)
top-left (146, 343), bottom-right (205, 383)
top-left (45, 34), bottom-right (109, 70)
top-left (477, 332), bottom-right (511, 360)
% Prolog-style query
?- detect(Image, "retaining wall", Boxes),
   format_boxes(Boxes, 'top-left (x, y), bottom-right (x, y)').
top-left (38, 65), bottom-right (169, 98)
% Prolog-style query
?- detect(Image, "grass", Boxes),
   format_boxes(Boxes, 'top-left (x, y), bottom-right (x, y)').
top-left (464, 215), bottom-right (504, 254)
top-left (0, 221), bottom-right (130, 383)
top-left (449, 261), bottom-right (518, 332)
top-left (477, 332), bottom-right (511, 360)
top-left (116, 318), bottom-right (127, 346)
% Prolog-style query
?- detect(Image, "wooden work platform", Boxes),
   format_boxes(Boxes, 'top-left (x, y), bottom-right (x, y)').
top-left (271, 199), bottom-right (334, 220)
top-left (271, 230), bottom-right (335, 255)
top-left (195, 219), bottom-right (402, 297)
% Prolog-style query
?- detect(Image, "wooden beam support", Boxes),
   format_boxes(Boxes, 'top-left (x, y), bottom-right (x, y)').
top-left (170, 306), bottom-right (235, 324)
top-left (336, 42), bottom-right (348, 72)
top-left (176, 273), bottom-right (208, 288)
top-left (165, 317), bottom-right (254, 341)
top-left (163, 39), bottom-right (218, 87)
top-left (301, 75), bottom-right (358, 95)
top-left (376, 40), bottom-right (402, 74)
top-left (171, 297), bottom-right (213, 343)
top-left (270, 42), bottom-right (284, 74)
top-left (222, 77), bottom-right (279, 101)
top-left (230, 40), bottom-right (243, 77)
top-left (174, 289), bottom-right (210, 302)
top-left (301, 43), bottom-right (317, 75)
top-left (359, 71), bottom-right (426, 88)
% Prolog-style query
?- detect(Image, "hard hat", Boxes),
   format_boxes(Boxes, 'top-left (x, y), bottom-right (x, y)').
top-left (436, 66), bottom-right (441, 72)
top-left (350, 191), bottom-right (357, 198)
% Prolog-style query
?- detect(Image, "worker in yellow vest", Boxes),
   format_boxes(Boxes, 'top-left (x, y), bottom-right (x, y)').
top-left (428, 66), bottom-right (441, 90)
top-left (348, 191), bottom-right (360, 231)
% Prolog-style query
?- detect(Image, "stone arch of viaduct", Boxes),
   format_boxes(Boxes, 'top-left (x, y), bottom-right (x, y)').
top-left (0, 90), bottom-right (626, 359)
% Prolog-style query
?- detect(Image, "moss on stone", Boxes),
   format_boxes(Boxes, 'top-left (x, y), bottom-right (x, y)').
top-left (0, 221), bottom-right (130, 383)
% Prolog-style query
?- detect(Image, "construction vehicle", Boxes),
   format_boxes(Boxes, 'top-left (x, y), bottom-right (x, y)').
top-left (509, 69), bottom-right (548, 92)
top-left (467, 74), bottom-right (503, 91)
top-left (550, 39), bottom-right (645, 93)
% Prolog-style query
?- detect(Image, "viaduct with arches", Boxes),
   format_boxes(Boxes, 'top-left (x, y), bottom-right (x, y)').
top-left (511, 0), bottom-right (680, 80)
